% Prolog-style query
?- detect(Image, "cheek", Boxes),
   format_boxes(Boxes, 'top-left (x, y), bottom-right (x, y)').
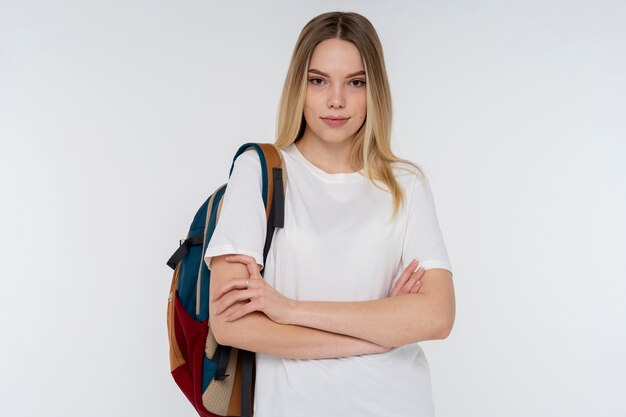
top-left (354, 91), bottom-right (367, 114)
top-left (303, 93), bottom-right (323, 118)
top-left (356, 98), bottom-right (367, 120)
top-left (302, 103), bottom-right (315, 123)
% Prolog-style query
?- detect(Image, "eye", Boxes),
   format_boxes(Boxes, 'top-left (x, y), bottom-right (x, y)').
top-left (309, 77), bottom-right (325, 86)
top-left (351, 79), bottom-right (366, 87)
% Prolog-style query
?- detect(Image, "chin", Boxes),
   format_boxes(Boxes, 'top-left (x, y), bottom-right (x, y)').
top-left (317, 131), bottom-right (355, 143)
top-left (323, 128), bottom-right (358, 140)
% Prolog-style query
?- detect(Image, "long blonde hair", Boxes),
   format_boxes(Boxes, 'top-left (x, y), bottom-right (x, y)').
top-left (274, 11), bottom-right (424, 221)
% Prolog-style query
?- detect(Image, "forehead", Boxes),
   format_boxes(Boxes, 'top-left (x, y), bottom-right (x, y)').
top-left (309, 39), bottom-right (364, 73)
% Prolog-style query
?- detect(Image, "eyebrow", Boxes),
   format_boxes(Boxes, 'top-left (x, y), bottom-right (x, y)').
top-left (308, 69), bottom-right (366, 78)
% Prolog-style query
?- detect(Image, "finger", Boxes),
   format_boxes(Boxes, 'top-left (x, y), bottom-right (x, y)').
top-left (224, 254), bottom-right (257, 269)
top-left (413, 266), bottom-right (425, 280)
top-left (225, 254), bottom-right (255, 263)
top-left (245, 259), bottom-right (263, 280)
top-left (409, 280), bottom-right (423, 294)
top-left (225, 300), bottom-right (260, 322)
top-left (401, 268), bottom-right (422, 292)
top-left (212, 278), bottom-right (249, 301)
top-left (398, 267), bottom-right (425, 295)
top-left (399, 275), bottom-right (419, 295)
top-left (390, 260), bottom-right (418, 296)
top-left (390, 273), bottom-right (411, 297)
top-left (214, 289), bottom-right (259, 315)
top-left (226, 255), bottom-right (263, 279)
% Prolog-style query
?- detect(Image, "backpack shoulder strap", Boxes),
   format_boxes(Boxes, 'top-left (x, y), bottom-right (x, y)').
top-left (231, 142), bottom-right (286, 231)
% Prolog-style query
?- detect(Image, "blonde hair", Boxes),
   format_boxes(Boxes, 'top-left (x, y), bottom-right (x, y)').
top-left (274, 11), bottom-right (425, 221)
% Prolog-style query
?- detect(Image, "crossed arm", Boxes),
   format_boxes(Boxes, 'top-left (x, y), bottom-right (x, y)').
top-left (208, 254), bottom-right (455, 360)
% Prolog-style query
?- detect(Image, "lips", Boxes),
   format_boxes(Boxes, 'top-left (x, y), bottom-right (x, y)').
top-left (321, 117), bottom-right (349, 127)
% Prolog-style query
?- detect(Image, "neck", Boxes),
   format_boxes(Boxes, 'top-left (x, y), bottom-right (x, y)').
top-left (296, 134), bottom-right (361, 174)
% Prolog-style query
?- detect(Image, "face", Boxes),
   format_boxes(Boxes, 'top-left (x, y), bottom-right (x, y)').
top-left (302, 38), bottom-right (367, 146)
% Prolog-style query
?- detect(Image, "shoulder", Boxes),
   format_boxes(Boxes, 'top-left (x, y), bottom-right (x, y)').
top-left (389, 159), bottom-right (428, 188)
top-left (235, 147), bottom-right (262, 166)
top-left (390, 158), bottom-right (424, 177)
top-left (231, 148), bottom-right (263, 177)
top-left (226, 148), bottom-right (264, 194)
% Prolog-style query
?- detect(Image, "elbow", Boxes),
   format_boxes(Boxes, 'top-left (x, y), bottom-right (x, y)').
top-left (401, 317), bottom-right (454, 346)
top-left (434, 322), bottom-right (453, 340)
top-left (209, 305), bottom-right (259, 348)
top-left (209, 315), bottom-right (231, 346)
top-left (433, 314), bottom-right (455, 340)
top-left (433, 290), bottom-right (456, 340)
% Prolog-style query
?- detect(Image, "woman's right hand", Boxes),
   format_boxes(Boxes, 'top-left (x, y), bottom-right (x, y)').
top-left (388, 259), bottom-right (425, 297)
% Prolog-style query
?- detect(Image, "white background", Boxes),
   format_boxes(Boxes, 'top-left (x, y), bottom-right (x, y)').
top-left (1, 1), bottom-right (625, 416)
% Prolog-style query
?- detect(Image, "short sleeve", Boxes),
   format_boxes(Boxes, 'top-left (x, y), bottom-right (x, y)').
top-left (401, 174), bottom-right (453, 274)
top-left (203, 150), bottom-right (267, 271)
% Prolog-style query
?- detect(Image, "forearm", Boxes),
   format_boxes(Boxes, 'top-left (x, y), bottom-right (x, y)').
top-left (288, 270), bottom-right (455, 348)
top-left (210, 300), bottom-right (388, 360)
top-left (288, 296), bottom-right (438, 348)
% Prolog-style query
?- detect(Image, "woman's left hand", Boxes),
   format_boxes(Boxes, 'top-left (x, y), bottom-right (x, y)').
top-left (388, 259), bottom-right (424, 297)
top-left (212, 254), bottom-right (296, 325)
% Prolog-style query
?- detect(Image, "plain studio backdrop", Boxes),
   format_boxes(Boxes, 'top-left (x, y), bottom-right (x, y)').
top-left (1, 1), bottom-right (625, 416)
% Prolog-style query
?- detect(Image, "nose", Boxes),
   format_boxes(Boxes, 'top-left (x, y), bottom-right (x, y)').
top-left (327, 84), bottom-right (345, 109)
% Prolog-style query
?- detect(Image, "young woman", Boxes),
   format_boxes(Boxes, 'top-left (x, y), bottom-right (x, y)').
top-left (204, 11), bottom-right (455, 417)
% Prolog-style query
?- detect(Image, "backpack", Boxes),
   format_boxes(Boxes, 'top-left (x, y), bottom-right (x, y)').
top-left (166, 142), bottom-right (286, 417)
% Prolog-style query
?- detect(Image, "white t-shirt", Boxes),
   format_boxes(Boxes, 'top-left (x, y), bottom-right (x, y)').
top-left (204, 142), bottom-right (453, 417)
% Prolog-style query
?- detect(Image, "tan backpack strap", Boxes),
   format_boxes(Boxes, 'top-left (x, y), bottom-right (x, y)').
top-left (258, 143), bottom-right (287, 222)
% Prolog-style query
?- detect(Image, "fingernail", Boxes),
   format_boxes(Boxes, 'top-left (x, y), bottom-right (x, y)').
top-left (225, 257), bottom-right (231, 261)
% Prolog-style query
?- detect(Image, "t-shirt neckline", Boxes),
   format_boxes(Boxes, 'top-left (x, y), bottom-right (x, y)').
top-left (290, 142), bottom-right (365, 184)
